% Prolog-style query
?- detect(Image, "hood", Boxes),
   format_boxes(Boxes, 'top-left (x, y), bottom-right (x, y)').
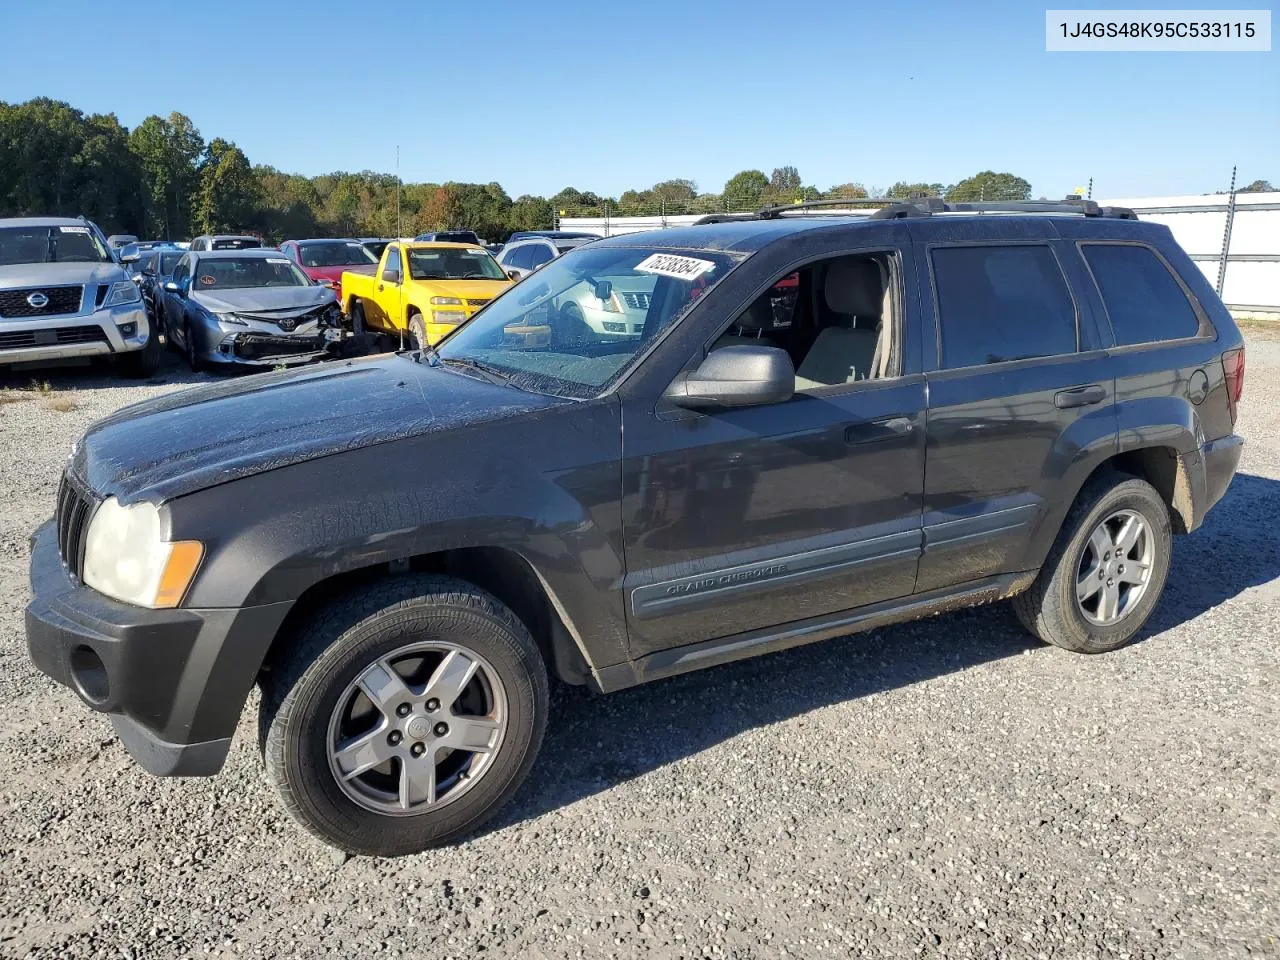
top-left (414, 278), bottom-right (511, 301)
top-left (0, 261), bottom-right (128, 287)
top-left (190, 285), bottom-right (335, 316)
top-left (71, 353), bottom-right (566, 503)
top-left (305, 264), bottom-right (376, 284)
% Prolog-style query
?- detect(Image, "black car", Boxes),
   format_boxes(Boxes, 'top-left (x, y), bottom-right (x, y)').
top-left (26, 198), bottom-right (1245, 857)
top-left (134, 248), bottom-right (186, 328)
top-left (414, 230), bottom-right (482, 245)
top-left (156, 248), bottom-right (341, 371)
top-left (358, 237), bottom-right (395, 259)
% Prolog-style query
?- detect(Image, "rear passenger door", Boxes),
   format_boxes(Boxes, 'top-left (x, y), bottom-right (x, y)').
top-left (914, 221), bottom-right (1116, 593)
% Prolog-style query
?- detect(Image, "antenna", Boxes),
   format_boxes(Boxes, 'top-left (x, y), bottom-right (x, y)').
top-left (395, 145), bottom-right (402, 238)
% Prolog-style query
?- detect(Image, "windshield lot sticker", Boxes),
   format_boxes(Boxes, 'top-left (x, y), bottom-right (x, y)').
top-left (58, 226), bottom-right (90, 234)
top-left (267, 258), bottom-right (291, 264)
top-left (199, 275), bottom-right (217, 286)
top-left (634, 253), bottom-right (716, 281)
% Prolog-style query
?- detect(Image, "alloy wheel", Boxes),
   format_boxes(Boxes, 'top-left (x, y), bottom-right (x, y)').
top-left (325, 642), bottom-right (508, 816)
top-left (1076, 508), bottom-right (1153, 625)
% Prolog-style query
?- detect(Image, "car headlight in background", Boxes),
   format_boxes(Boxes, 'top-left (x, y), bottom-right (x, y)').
top-left (104, 280), bottom-right (142, 307)
top-left (82, 498), bottom-right (204, 609)
top-left (432, 310), bottom-right (466, 324)
top-left (430, 297), bottom-right (463, 306)
top-left (216, 313), bottom-right (248, 327)
top-left (598, 293), bottom-right (626, 313)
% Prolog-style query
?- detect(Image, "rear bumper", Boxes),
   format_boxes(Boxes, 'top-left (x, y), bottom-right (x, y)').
top-left (1202, 434), bottom-right (1244, 514)
top-left (25, 521), bottom-right (291, 776)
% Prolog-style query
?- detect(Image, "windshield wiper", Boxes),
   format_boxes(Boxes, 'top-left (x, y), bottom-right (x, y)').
top-left (439, 356), bottom-right (511, 386)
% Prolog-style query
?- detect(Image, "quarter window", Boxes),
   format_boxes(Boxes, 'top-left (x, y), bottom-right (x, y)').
top-left (931, 244), bottom-right (1077, 369)
top-left (1082, 244), bottom-right (1200, 345)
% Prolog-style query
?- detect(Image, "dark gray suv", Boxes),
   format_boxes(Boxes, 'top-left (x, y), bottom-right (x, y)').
top-left (26, 197), bottom-right (1244, 856)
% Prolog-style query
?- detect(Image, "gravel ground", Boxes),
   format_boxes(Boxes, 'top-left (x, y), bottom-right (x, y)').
top-left (0, 344), bottom-right (1276, 960)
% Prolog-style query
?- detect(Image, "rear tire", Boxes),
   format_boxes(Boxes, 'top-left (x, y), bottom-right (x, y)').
top-left (260, 575), bottom-right (548, 856)
top-left (1012, 471), bottom-right (1172, 653)
top-left (350, 300), bottom-right (367, 336)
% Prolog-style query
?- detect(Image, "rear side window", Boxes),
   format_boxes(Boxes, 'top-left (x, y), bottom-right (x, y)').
top-left (931, 244), bottom-right (1077, 369)
top-left (1081, 244), bottom-right (1200, 345)
top-left (527, 243), bottom-right (555, 268)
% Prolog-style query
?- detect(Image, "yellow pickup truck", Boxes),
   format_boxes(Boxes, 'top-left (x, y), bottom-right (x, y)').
top-left (341, 241), bottom-right (512, 347)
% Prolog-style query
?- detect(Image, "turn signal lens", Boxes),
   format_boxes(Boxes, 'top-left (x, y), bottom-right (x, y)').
top-left (154, 541), bottom-right (205, 608)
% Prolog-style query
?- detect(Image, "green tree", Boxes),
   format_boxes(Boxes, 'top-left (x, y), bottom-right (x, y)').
top-left (1239, 179), bottom-right (1275, 193)
top-left (946, 171), bottom-right (1032, 202)
top-left (886, 181), bottom-right (944, 199)
top-left (509, 194), bottom-right (553, 233)
top-left (824, 182), bottom-right (869, 199)
top-left (195, 138), bottom-right (260, 234)
top-left (652, 179), bottom-right (697, 204)
top-left (722, 169), bottom-right (769, 207)
top-left (768, 166), bottom-right (802, 197)
top-left (129, 112), bottom-right (204, 239)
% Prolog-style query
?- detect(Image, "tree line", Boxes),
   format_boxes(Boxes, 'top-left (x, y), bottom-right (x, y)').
top-left (1, 98), bottom-right (1272, 244)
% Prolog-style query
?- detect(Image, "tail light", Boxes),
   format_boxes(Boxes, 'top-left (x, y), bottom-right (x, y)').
top-left (1222, 347), bottom-right (1245, 426)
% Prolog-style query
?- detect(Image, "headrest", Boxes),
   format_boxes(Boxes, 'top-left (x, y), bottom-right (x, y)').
top-left (735, 296), bottom-right (775, 331)
top-left (824, 258), bottom-right (883, 317)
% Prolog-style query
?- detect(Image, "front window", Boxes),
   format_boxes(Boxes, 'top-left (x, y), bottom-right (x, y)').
top-left (0, 225), bottom-right (111, 265)
top-left (193, 256), bottom-right (310, 289)
top-left (407, 247), bottom-right (506, 281)
top-left (210, 237), bottom-right (261, 250)
top-left (298, 241), bottom-right (378, 268)
top-left (158, 252), bottom-right (184, 275)
top-left (436, 245), bottom-right (739, 398)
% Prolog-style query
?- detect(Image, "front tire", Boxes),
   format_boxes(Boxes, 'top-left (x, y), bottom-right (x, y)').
top-left (117, 322), bottom-right (162, 378)
top-left (183, 322), bottom-right (203, 373)
top-left (1013, 472), bottom-right (1172, 653)
top-left (350, 300), bottom-right (367, 336)
top-left (408, 312), bottom-right (428, 351)
top-left (260, 575), bottom-right (548, 856)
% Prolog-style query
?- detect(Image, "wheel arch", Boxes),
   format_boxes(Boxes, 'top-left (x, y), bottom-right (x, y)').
top-left (260, 546), bottom-right (595, 689)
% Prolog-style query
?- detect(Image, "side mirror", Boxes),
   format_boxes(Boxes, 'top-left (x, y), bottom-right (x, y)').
top-left (506, 268), bottom-right (525, 281)
top-left (664, 345), bottom-right (795, 409)
top-left (382, 270), bottom-right (401, 285)
top-left (593, 279), bottom-right (612, 301)
top-left (163, 280), bottom-right (182, 294)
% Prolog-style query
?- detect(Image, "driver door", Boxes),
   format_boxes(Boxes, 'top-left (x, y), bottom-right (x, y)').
top-left (371, 244), bottom-right (403, 331)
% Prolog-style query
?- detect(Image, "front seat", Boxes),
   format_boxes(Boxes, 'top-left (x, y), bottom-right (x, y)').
top-left (795, 259), bottom-right (883, 389)
top-left (712, 296), bottom-right (777, 350)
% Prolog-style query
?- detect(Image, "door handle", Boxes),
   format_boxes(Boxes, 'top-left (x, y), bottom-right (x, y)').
top-left (845, 416), bottom-right (913, 445)
top-left (377, 284), bottom-right (384, 292)
top-left (1054, 384), bottom-right (1106, 409)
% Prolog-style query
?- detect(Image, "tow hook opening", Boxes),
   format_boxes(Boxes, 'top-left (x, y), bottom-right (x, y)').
top-left (69, 644), bottom-right (110, 705)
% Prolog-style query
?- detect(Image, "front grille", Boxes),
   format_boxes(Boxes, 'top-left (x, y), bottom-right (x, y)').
top-left (620, 292), bottom-right (651, 310)
top-left (56, 472), bottom-right (98, 582)
top-left (466, 298), bottom-right (491, 308)
top-left (0, 286), bottom-right (84, 318)
top-left (0, 326), bottom-right (109, 350)
top-left (231, 332), bottom-right (326, 361)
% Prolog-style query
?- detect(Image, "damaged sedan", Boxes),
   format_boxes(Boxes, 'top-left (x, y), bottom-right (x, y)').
top-left (158, 249), bottom-right (343, 372)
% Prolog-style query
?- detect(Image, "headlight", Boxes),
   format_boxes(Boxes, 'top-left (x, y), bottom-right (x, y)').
top-left (104, 280), bottom-right (141, 307)
top-left (216, 313), bottom-right (248, 327)
top-left (430, 296), bottom-right (463, 306)
top-left (82, 497), bottom-right (204, 609)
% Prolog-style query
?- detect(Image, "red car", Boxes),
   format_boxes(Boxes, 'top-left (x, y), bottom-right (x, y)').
top-left (278, 239), bottom-right (380, 306)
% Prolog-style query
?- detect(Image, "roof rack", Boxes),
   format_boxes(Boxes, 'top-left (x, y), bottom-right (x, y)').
top-left (733, 194), bottom-right (1138, 222)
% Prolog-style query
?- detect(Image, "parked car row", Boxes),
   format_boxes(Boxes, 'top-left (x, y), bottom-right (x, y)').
top-left (0, 213), bottom-right (603, 379)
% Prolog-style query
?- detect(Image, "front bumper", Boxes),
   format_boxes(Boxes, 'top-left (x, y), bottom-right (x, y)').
top-left (207, 329), bottom-right (336, 367)
top-left (25, 521), bottom-right (291, 776)
top-left (0, 302), bottom-right (150, 365)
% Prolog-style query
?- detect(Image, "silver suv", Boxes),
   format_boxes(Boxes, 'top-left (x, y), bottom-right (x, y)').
top-left (0, 217), bottom-right (161, 377)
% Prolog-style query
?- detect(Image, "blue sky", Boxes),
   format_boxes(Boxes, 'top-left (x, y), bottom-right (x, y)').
top-left (2, 0), bottom-right (1274, 199)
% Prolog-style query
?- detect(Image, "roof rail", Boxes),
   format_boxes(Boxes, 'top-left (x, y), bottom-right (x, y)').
top-left (748, 194), bottom-right (1137, 221)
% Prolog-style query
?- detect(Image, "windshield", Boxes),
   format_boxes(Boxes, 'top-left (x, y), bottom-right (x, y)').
top-left (299, 241), bottom-right (378, 268)
top-left (437, 246), bottom-right (739, 398)
top-left (194, 256), bottom-right (309, 289)
top-left (0, 225), bottom-right (111, 265)
top-left (407, 247), bottom-right (505, 281)
top-left (211, 237), bottom-right (261, 250)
